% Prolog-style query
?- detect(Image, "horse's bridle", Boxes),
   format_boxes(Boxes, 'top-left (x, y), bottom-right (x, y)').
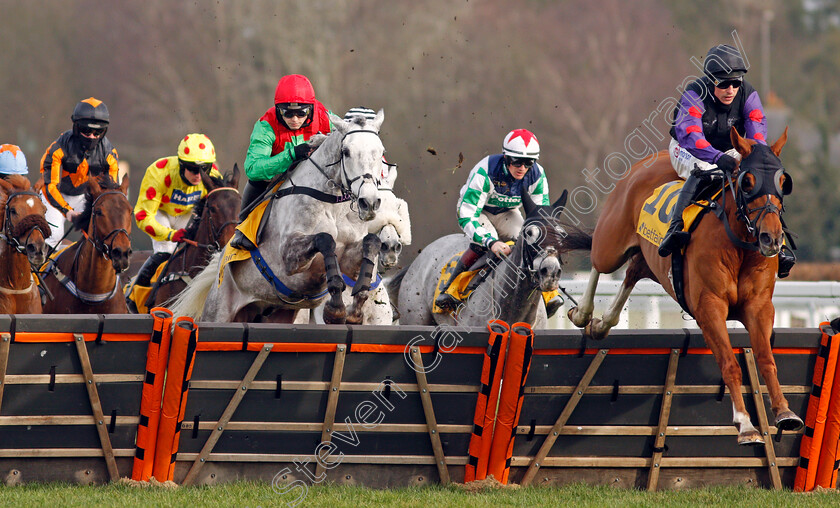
top-left (85, 190), bottom-right (131, 262)
top-left (310, 129), bottom-right (382, 206)
top-left (1, 190), bottom-right (48, 257)
top-left (520, 219), bottom-right (563, 281)
top-left (185, 187), bottom-right (241, 252)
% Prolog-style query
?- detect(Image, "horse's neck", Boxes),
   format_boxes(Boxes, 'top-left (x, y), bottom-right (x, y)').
top-left (481, 244), bottom-right (540, 322)
top-left (288, 137), bottom-right (341, 190)
top-left (0, 245), bottom-right (31, 289)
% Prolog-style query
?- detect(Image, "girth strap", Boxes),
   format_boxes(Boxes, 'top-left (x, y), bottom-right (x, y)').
top-left (250, 247), bottom-right (328, 304)
top-left (44, 259), bottom-right (119, 305)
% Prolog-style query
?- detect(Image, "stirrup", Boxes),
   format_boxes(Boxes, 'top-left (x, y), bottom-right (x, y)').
top-left (435, 293), bottom-right (462, 310)
top-left (230, 230), bottom-right (256, 251)
top-left (778, 248), bottom-right (796, 279)
top-left (545, 295), bottom-right (563, 319)
top-left (658, 229), bottom-right (689, 257)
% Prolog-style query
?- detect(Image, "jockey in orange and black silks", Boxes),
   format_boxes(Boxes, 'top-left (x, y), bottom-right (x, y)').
top-left (39, 97), bottom-right (119, 247)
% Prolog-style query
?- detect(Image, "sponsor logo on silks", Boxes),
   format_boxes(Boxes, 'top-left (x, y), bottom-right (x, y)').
top-left (488, 194), bottom-right (522, 207)
top-left (170, 189), bottom-right (202, 206)
top-left (493, 179), bottom-right (508, 188)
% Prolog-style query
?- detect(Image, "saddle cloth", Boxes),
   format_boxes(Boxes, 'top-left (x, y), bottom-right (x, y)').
top-left (218, 196), bottom-right (272, 286)
top-left (125, 261), bottom-right (169, 314)
top-left (637, 180), bottom-right (722, 247)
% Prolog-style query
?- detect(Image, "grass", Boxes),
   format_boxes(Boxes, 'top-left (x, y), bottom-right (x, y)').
top-left (0, 482), bottom-right (838, 508)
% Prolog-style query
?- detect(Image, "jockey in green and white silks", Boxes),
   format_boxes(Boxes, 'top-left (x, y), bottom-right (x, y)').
top-left (437, 129), bottom-right (559, 314)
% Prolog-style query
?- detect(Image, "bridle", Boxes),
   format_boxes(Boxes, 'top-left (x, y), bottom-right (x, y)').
top-left (84, 190), bottom-right (131, 263)
top-left (0, 190), bottom-right (48, 258)
top-left (520, 218), bottom-right (564, 281)
top-left (182, 187), bottom-right (241, 252)
top-left (308, 129), bottom-right (382, 208)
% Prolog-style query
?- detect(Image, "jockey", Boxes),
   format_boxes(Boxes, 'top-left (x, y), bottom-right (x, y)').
top-left (435, 129), bottom-right (562, 316)
top-left (240, 74), bottom-right (332, 210)
top-left (659, 44), bottom-right (796, 278)
top-left (39, 97), bottom-right (119, 248)
top-left (0, 144), bottom-right (29, 179)
top-left (129, 134), bottom-right (223, 298)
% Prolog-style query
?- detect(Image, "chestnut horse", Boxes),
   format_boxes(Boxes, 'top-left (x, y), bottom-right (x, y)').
top-left (42, 174), bottom-right (132, 314)
top-left (0, 175), bottom-right (51, 313)
top-left (566, 127), bottom-right (802, 445)
top-left (147, 166), bottom-right (241, 310)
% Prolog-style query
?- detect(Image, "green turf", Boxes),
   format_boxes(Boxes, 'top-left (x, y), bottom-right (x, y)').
top-left (0, 482), bottom-right (838, 507)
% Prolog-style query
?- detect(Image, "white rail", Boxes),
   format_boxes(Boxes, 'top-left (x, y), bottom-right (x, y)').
top-left (549, 278), bottom-right (840, 330)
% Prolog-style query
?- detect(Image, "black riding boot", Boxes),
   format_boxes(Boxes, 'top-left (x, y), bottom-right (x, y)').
top-left (239, 179), bottom-right (270, 220)
top-left (778, 245), bottom-right (796, 279)
top-left (658, 172), bottom-right (704, 257)
top-left (125, 252), bottom-right (171, 313)
top-left (435, 244), bottom-right (483, 310)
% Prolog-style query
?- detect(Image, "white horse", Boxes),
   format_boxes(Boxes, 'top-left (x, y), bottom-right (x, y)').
top-left (298, 163), bottom-right (412, 325)
top-left (170, 111), bottom-right (385, 323)
top-left (388, 192), bottom-right (581, 328)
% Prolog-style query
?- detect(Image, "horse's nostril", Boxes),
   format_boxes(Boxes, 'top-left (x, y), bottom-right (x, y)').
top-left (373, 199), bottom-right (381, 211)
top-left (759, 232), bottom-right (772, 245)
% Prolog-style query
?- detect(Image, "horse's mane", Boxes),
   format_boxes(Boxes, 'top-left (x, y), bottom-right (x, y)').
top-left (0, 175), bottom-right (32, 212)
top-left (73, 174), bottom-right (122, 231)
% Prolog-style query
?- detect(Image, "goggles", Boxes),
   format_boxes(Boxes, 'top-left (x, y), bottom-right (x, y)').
top-left (715, 77), bottom-right (742, 89)
top-left (181, 161), bottom-right (212, 174)
top-left (507, 156), bottom-right (535, 169)
top-left (280, 106), bottom-right (312, 119)
top-left (78, 125), bottom-right (106, 137)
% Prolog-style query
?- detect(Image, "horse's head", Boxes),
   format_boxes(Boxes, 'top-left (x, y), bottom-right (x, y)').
top-left (378, 224), bottom-right (402, 269)
top-left (520, 190), bottom-right (569, 292)
top-left (78, 174), bottom-right (132, 273)
top-left (327, 111), bottom-right (385, 221)
top-left (730, 127), bottom-right (792, 257)
top-left (0, 175), bottom-right (50, 267)
top-left (194, 164), bottom-right (242, 248)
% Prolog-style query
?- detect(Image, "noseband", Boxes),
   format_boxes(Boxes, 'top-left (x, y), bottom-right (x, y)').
top-left (1, 191), bottom-right (47, 258)
top-left (188, 187), bottom-right (241, 252)
top-left (310, 129), bottom-right (381, 207)
top-left (86, 190), bottom-right (131, 261)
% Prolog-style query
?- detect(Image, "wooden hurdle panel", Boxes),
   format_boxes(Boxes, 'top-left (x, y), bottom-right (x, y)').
top-left (514, 328), bottom-right (818, 490)
top-left (0, 314), bottom-right (153, 484)
top-left (172, 323), bottom-right (492, 486)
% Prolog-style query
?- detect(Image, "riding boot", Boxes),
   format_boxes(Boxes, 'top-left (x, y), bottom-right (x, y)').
top-left (125, 252), bottom-right (170, 313)
top-left (658, 172), bottom-right (704, 257)
top-left (239, 179), bottom-right (270, 220)
top-left (435, 244), bottom-right (483, 310)
top-left (778, 245), bottom-right (796, 279)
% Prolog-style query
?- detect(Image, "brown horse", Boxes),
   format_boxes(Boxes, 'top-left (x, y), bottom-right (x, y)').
top-left (146, 166), bottom-right (241, 310)
top-left (42, 174), bottom-right (132, 314)
top-left (0, 175), bottom-right (51, 313)
top-left (566, 127), bottom-right (802, 445)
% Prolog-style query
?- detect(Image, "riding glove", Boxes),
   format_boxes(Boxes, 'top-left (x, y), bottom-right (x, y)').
top-left (171, 229), bottom-right (187, 243)
top-left (715, 154), bottom-right (738, 174)
top-left (293, 143), bottom-right (312, 161)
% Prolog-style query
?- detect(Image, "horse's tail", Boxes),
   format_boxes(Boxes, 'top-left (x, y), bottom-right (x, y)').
top-left (166, 251), bottom-right (221, 319)
top-left (385, 265), bottom-right (408, 309)
top-left (560, 223), bottom-right (594, 253)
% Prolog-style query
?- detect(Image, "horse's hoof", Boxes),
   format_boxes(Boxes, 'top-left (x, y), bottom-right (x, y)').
top-left (774, 410), bottom-right (804, 431)
top-left (324, 304), bottom-right (346, 324)
top-left (738, 430), bottom-right (765, 446)
top-left (585, 318), bottom-right (609, 341)
top-left (568, 307), bottom-right (590, 328)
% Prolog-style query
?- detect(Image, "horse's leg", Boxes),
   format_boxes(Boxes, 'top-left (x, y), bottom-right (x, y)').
top-left (281, 231), bottom-right (346, 324)
top-left (586, 253), bottom-right (651, 340)
top-left (741, 301), bottom-right (803, 431)
top-left (346, 233), bottom-right (381, 325)
top-left (568, 268), bottom-right (600, 327)
top-left (695, 297), bottom-right (763, 445)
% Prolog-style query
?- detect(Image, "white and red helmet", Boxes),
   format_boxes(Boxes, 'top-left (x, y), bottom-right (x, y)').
top-left (502, 129), bottom-right (540, 159)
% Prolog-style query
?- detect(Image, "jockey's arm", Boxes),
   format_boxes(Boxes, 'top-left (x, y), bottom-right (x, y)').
top-left (456, 161), bottom-right (496, 248)
top-left (106, 145), bottom-right (120, 182)
top-left (742, 90), bottom-right (768, 145)
top-left (40, 140), bottom-right (72, 214)
top-left (527, 165), bottom-right (551, 206)
top-left (673, 90), bottom-right (725, 165)
top-left (244, 120), bottom-right (296, 182)
top-left (134, 160), bottom-right (176, 242)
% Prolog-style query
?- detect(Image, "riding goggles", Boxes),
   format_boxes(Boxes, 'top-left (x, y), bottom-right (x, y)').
top-left (78, 125), bottom-right (106, 137)
top-left (506, 156), bottom-right (535, 169)
top-left (715, 77), bottom-right (742, 89)
top-left (279, 106), bottom-right (312, 119)
top-left (181, 161), bottom-right (213, 174)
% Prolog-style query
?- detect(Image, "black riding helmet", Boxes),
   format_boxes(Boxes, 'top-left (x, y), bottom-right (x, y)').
top-left (703, 44), bottom-right (748, 85)
top-left (71, 97), bottom-right (110, 151)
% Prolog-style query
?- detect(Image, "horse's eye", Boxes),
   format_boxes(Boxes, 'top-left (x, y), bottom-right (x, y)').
top-left (8, 208), bottom-right (17, 217)
top-left (524, 225), bottom-right (541, 245)
top-left (94, 209), bottom-right (103, 216)
top-left (342, 148), bottom-right (351, 157)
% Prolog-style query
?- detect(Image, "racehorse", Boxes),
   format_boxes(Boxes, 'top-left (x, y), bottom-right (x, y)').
top-left (565, 127), bottom-right (802, 445)
top-left (144, 165), bottom-right (241, 310)
top-left (0, 175), bottom-right (51, 313)
top-left (170, 112), bottom-right (385, 323)
top-left (41, 174), bottom-right (132, 314)
top-left (388, 191), bottom-right (578, 327)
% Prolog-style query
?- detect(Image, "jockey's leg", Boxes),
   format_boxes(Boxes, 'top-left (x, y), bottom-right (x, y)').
top-left (778, 245), bottom-right (796, 278)
top-left (39, 193), bottom-right (86, 248)
top-left (239, 179), bottom-right (270, 219)
top-left (435, 243), bottom-right (484, 310)
top-left (657, 171), bottom-right (704, 257)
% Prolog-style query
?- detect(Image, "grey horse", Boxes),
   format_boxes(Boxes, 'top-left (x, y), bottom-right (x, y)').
top-left (388, 192), bottom-right (578, 327)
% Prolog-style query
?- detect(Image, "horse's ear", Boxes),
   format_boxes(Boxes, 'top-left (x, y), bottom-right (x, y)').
top-left (88, 175), bottom-right (102, 196)
top-left (0, 178), bottom-right (14, 195)
top-left (770, 126), bottom-right (788, 157)
top-left (229, 163), bottom-right (241, 189)
top-left (730, 126), bottom-right (755, 159)
top-left (199, 169), bottom-right (215, 190)
top-left (370, 109), bottom-right (385, 132)
top-left (522, 189), bottom-right (540, 218)
top-left (119, 174), bottom-right (130, 195)
top-left (552, 189), bottom-right (568, 212)
top-left (329, 112), bottom-right (348, 135)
